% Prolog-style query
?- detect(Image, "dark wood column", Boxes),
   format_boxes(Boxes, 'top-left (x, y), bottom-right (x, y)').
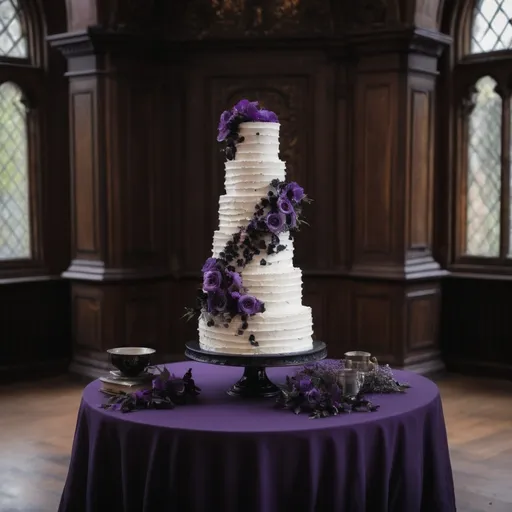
top-left (344, 28), bottom-right (451, 372)
top-left (48, 28), bottom-right (173, 377)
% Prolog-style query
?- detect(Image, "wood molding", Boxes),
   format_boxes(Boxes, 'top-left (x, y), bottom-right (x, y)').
top-left (349, 28), bottom-right (447, 284)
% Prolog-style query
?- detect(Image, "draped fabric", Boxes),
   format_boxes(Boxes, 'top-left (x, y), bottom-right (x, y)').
top-left (59, 362), bottom-right (456, 512)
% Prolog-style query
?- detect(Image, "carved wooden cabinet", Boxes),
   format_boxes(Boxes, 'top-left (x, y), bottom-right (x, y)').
top-left (50, 0), bottom-right (449, 377)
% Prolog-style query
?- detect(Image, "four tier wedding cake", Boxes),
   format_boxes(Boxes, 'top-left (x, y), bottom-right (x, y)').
top-left (185, 100), bottom-right (314, 355)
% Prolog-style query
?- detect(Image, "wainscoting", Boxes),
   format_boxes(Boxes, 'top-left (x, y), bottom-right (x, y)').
top-left (441, 276), bottom-right (512, 380)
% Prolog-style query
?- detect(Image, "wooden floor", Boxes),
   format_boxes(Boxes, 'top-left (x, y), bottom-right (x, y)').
top-left (1, 373), bottom-right (511, 512)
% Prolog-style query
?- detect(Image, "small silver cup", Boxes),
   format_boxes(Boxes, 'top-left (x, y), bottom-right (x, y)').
top-left (345, 351), bottom-right (378, 373)
top-left (338, 369), bottom-right (363, 397)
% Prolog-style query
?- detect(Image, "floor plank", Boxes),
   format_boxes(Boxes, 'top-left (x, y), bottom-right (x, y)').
top-left (1, 373), bottom-right (511, 511)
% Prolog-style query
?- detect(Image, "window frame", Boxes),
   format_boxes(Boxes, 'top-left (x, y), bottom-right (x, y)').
top-left (450, 0), bottom-right (512, 275)
top-left (0, 0), bottom-right (46, 276)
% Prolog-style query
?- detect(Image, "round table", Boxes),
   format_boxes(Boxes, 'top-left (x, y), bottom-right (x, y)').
top-left (59, 361), bottom-right (456, 512)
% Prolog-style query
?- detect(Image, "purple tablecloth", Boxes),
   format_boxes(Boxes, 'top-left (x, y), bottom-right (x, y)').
top-left (59, 361), bottom-right (456, 512)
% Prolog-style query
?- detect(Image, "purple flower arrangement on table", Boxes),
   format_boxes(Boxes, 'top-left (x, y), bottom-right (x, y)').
top-left (184, 99), bottom-right (311, 346)
top-left (100, 367), bottom-right (201, 413)
top-left (217, 99), bottom-right (278, 160)
top-left (277, 360), bottom-right (410, 419)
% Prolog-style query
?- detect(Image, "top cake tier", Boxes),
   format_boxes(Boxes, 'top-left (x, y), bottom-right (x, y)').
top-left (235, 122), bottom-right (280, 162)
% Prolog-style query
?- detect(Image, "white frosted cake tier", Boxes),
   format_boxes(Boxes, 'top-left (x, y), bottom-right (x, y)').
top-left (198, 306), bottom-right (313, 354)
top-left (199, 121), bottom-right (314, 355)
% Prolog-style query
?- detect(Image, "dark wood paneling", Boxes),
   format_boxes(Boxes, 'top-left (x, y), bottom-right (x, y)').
top-left (353, 74), bottom-right (398, 266)
top-left (71, 89), bottom-right (98, 257)
top-left (0, 280), bottom-right (71, 380)
top-left (352, 283), bottom-right (396, 361)
top-left (408, 89), bottom-right (432, 251)
top-left (69, 76), bottom-right (102, 268)
top-left (72, 285), bottom-right (103, 352)
top-left (441, 277), bottom-right (512, 379)
top-left (406, 284), bottom-right (440, 353)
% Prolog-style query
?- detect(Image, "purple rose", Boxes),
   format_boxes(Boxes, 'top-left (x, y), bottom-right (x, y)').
top-left (217, 110), bottom-right (233, 142)
top-left (238, 294), bottom-right (263, 315)
top-left (285, 182), bottom-right (305, 203)
top-left (256, 109), bottom-right (279, 123)
top-left (277, 197), bottom-right (293, 215)
top-left (299, 378), bottom-right (312, 393)
top-left (234, 99), bottom-right (259, 120)
top-left (203, 270), bottom-right (222, 292)
top-left (207, 290), bottom-right (227, 313)
top-left (265, 212), bottom-right (286, 233)
top-left (226, 270), bottom-right (242, 291)
top-left (201, 257), bottom-right (217, 273)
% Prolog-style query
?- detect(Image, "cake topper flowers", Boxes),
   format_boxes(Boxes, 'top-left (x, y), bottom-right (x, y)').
top-left (217, 99), bottom-right (279, 160)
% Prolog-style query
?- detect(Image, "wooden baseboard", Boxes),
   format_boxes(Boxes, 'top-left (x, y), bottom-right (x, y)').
top-left (0, 358), bottom-right (70, 383)
top-left (446, 359), bottom-right (512, 381)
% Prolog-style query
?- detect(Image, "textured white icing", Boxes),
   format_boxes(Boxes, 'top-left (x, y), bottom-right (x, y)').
top-left (199, 121), bottom-right (314, 355)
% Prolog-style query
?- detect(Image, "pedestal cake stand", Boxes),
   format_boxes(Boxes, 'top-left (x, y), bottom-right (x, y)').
top-left (185, 340), bottom-right (327, 398)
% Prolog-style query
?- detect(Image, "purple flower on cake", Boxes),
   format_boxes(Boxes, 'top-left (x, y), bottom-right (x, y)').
top-left (201, 257), bottom-right (218, 273)
top-left (266, 212), bottom-right (286, 233)
top-left (217, 111), bottom-right (233, 142)
top-left (285, 182), bottom-right (305, 203)
top-left (217, 99), bottom-right (279, 143)
top-left (234, 99), bottom-right (260, 120)
top-left (207, 290), bottom-right (227, 313)
top-left (257, 109), bottom-right (279, 122)
top-left (238, 294), bottom-right (263, 316)
top-left (277, 197), bottom-right (294, 215)
top-left (226, 270), bottom-right (243, 291)
top-left (203, 270), bottom-right (222, 292)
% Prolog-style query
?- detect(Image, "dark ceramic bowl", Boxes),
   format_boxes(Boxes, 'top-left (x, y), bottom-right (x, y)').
top-left (107, 347), bottom-right (156, 377)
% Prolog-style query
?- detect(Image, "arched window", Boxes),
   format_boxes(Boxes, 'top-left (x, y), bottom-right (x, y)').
top-left (0, 0), bottom-right (42, 266)
top-left (452, 0), bottom-right (512, 269)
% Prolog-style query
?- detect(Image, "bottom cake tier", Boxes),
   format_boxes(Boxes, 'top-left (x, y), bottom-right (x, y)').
top-left (198, 306), bottom-right (314, 355)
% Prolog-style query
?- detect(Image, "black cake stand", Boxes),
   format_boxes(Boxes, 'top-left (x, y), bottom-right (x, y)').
top-left (185, 340), bottom-right (327, 398)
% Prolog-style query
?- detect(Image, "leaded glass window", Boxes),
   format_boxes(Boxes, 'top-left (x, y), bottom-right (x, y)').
top-left (0, 0), bottom-right (31, 261)
top-left (0, 82), bottom-right (30, 259)
top-left (466, 76), bottom-right (502, 256)
top-left (0, 0), bottom-right (27, 58)
top-left (453, 0), bottom-right (512, 264)
top-left (471, 0), bottom-right (512, 54)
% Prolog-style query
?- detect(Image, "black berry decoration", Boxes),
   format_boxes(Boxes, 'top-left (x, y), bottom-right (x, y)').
top-left (249, 334), bottom-right (259, 347)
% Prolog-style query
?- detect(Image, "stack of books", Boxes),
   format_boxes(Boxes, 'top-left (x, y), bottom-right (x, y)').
top-left (100, 370), bottom-right (154, 394)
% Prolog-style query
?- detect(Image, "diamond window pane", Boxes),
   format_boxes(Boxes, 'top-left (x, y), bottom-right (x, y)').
top-left (0, 0), bottom-right (27, 58)
top-left (466, 76), bottom-right (502, 257)
top-left (0, 82), bottom-right (31, 259)
top-left (471, 0), bottom-right (512, 53)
